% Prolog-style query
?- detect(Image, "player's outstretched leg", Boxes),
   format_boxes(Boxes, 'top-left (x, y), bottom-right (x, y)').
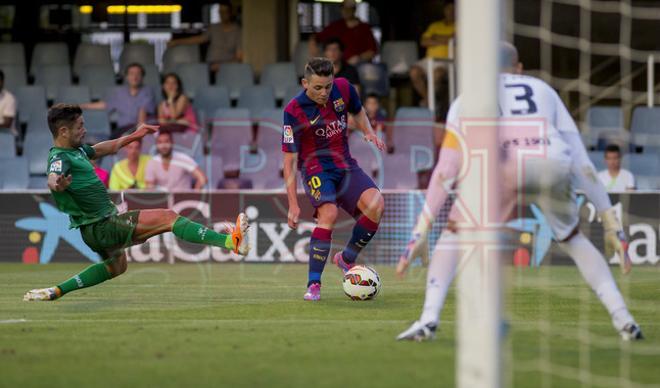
top-left (397, 230), bottom-right (460, 341)
top-left (558, 231), bottom-right (643, 340)
top-left (334, 188), bottom-right (384, 272)
top-left (304, 204), bottom-right (337, 301)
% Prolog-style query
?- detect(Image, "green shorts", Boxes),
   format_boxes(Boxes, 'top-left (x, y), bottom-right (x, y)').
top-left (80, 211), bottom-right (140, 260)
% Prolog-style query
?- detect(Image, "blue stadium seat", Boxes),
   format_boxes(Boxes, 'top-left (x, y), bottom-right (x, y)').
top-left (0, 132), bottom-right (16, 157)
top-left (237, 85), bottom-right (276, 119)
top-left (175, 63), bottom-right (209, 100)
top-left (215, 63), bottom-right (254, 100)
top-left (23, 131), bottom-right (52, 176)
top-left (55, 85), bottom-right (91, 105)
top-left (255, 108), bottom-right (282, 152)
top-left (0, 64), bottom-right (27, 93)
top-left (630, 106), bottom-right (660, 147)
top-left (585, 106), bottom-right (627, 150)
top-left (136, 63), bottom-right (161, 95)
top-left (0, 42), bottom-right (26, 67)
top-left (622, 153), bottom-right (660, 189)
top-left (210, 108), bottom-right (252, 168)
top-left (73, 43), bottom-right (113, 78)
top-left (29, 42), bottom-right (69, 76)
top-left (260, 62), bottom-right (299, 100)
top-left (292, 40), bottom-right (310, 77)
top-left (282, 84), bottom-right (302, 107)
top-left (358, 63), bottom-right (389, 97)
top-left (16, 86), bottom-right (48, 126)
top-left (83, 109), bottom-right (111, 142)
top-left (241, 110), bottom-right (285, 190)
top-left (0, 157), bottom-right (29, 190)
top-left (381, 41), bottom-right (419, 77)
top-left (193, 86), bottom-right (231, 128)
top-left (34, 64), bottom-right (72, 101)
top-left (587, 151), bottom-right (606, 172)
top-left (79, 64), bottom-right (117, 101)
top-left (119, 43), bottom-right (155, 73)
top-left (162, 44), bottom-right (201, 74)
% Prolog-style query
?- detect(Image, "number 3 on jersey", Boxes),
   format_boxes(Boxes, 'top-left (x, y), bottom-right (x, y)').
top-left (504, 84), bottom-right (538, 115)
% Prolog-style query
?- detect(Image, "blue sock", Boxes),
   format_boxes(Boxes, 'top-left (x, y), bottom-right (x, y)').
top-left (308, 227), bottom-right (332, 286)
top-left (342, 215), bottom-right (379, 263)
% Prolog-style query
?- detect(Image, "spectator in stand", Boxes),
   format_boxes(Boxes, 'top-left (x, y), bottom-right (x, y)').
top-left (598, 144), bottom-right (635, 191)
top-left (0, 70), bottom-right (18, 138)
top-left (90, 159), bottom-right (109, 188)
top-left (109, 138), bottom-right (152, 190)
top-left (310, 0), bottom-right (378, 65)
top-left (157, 74), bottom-right (199, 132)
top-left (81, 63), bottom-right (156, 138)
top-left (145, 131), bottom-right (207, 191)
top-left (168, 1), bottom-right (242, 73)
top-left (217, 164), bottom-right (253, 189)
top-left (410, 1), bottom-right (456, 106)
top-left (324, 37), bottom-right (361, 92)
top-left (363, 93), bottom-right (392, 152)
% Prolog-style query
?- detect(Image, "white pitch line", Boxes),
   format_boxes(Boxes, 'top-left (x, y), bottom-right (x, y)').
top-left (0, 319), bottom-right (28, 324)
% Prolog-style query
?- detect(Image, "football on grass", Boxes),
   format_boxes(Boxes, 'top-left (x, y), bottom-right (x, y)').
top-left (342, 265), bottom-right (381, 300)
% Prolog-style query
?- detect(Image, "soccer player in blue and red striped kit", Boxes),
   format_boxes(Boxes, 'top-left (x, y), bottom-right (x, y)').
top-left (282, 57), bottom-right (386, 301)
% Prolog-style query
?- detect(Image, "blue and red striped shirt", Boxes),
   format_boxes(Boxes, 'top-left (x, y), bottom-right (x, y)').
top-left (282, 77), bottom-right (362, 176)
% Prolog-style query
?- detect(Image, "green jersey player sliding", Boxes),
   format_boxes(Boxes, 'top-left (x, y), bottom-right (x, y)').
top-left (24, 104), bottom-right (250, 301)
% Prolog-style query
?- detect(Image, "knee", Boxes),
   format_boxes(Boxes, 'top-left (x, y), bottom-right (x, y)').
top-left (317, 205), bottom-right (338, 227)
top-left (106, 255), bottom-right (128, 277)
top-left (373, 194), bottom-right (385, 219)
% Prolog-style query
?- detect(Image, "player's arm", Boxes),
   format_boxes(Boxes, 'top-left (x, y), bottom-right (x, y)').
top-left (91, 123), bottom-right (159, 159)
top-left (191, 167), bottom-right (208, 190)
top-left (47, 173), bottom-right (72, 192)
top-left (168, 33), bottom-right (208, 47)
top-left (353, 108), bottom-right (385, 151)
top-left (283, 152), bottom-right (300, 229)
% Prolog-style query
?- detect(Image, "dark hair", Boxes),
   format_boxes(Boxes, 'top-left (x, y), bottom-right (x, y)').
top-left (304, 57), bottom-right (334, 79)
top-left (323, 37), bottom-right (344, 53)
top-left (0, 69), bottom-right (4, 82)
top-left (365, 93), bottom-right (380, 101)
top-left (48, 103), bottom-right (82, 137)
top-left (125, 62), bottom-right (146, 77)
top-left (161, 73), bottom-right (184, 101)
top-left (156, 130), bottom-right (173, 141)
top-left (605, 144), bottom-right (621, 155)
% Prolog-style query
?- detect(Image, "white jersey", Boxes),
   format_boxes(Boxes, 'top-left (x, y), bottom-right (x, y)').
top-left (446, 73), bottom-right (579, 163)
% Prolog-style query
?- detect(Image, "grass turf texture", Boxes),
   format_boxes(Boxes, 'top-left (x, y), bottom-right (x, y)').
top-left (0, 263), bottom-right (658, 388)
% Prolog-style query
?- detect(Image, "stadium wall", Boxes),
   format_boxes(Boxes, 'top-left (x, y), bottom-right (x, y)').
top-left (0, 191), bottom-right (658, 266)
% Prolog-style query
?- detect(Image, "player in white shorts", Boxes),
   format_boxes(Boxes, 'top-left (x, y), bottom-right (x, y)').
top-left (396, 42), bottom-right (642, 342)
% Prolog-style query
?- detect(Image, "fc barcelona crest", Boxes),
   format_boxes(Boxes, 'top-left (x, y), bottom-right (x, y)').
top-left (333, 98), bottom-right (345, 112)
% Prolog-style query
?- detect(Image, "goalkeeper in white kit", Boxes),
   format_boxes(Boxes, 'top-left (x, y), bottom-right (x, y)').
top-left (396, 42), bottom-right (642, 342)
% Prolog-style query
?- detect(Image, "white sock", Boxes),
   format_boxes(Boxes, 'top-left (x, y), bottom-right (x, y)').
top-left (419, 231), bottom-right (460, 326)
top-left (558, 232), bottom-right (634, 331)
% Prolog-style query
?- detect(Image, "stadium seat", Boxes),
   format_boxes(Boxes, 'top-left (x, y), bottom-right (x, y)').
top-left (215, 63), bottom-right (254, 100)
top-left (379, 153), bottom-right (418, 189)
top-left (83, 109), bottom-right (111, 142)
top-left (585, 106), bottom-right (627, 150)
top-left (357, 63), bottom-right (390, 97)
top-left (79, 64), bottom-right (117, 101)
top-left (241, 151), bottom-right (284, 190)
top-left (587, 151), bottom-right (606, 172)
top-left (390, 107), bottom-right (435, 160)
top-left (34, 64), bottom-right (72, 101)
top-left (0, 132), bottom-right (16, 157)
top-left (55, 85), bottom-right (91, 105)
top-left (255, 108), bottom-right (282, 152)
top-left (162, 44), bottom-right (201, 74)
top-left (29, 42), bottom-right (69, 76)
top-left (622, 153), bottom-right (660, 189)
top-left (210, 108), bottom-right (252, 168)
top-left (292, 40), bottom-right (310, 77)
top-left (137, 63), bottom-right (161, 94)
top-left (260, 62), bottom-right (299, 101)
top-left (23, 130), bottom-right (52, 176)
top-left (119, 42), bottom-right (155, 73)
top-left (172, 131), bottom-right (204, 162)
top-left (16, 86), bottom-right (47, 126)
top-left (0, 64), bottom-right (27, 93)
top-left (0, 157), bottom-right (29, 190)
top-left (25, 109), bottom-right (48, 135)
top-left (0, 42), bottom-right (26, 66)
top-left (630, 106), bottom-right (660, 147)
top-left (193, 86), bottom-right (231, 128)
top-left (175, 63), bottom-right (209, 100)
top-left (381, 41), bottom-right (419, 76)
top-left (73, 43), bottom-right (113, 78)
top-left (282, 84), bottom-right (302, 106)
top-left (237, 85), bottom-right (276, 119)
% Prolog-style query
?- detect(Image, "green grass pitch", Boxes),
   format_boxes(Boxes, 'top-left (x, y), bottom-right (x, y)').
top-left (0, 263), bottom-right (658, 387)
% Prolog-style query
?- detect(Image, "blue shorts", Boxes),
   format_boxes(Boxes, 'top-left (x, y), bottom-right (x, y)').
top-left (302, 166), bottom-right (379, 218)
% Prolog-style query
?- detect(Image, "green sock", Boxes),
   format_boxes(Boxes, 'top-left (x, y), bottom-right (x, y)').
top-left (56, 262), bottom-right (112, 295)
top-left (172, 216), bottom-right (234, 250)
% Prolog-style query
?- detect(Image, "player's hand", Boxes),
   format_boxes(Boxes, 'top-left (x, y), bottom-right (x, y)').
top-left (134, 124), bottom-right (160, 138)
top-left (601, 208), bottom-right (632, 275)
top-left (288, 204), bottom-right (300, 230)
top-left (396, 232), bottom-right (429, 279)
top-left (364, 133), bottom-right (386, 152)
top-left (53, 174), bottom-right (72, 192)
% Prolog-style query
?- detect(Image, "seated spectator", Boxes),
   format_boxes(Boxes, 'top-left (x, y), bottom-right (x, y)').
top-left (145, 131), bottom-right (207, 191)
top-left (168, 1), bottom-right (242, 73)
top-left (81, 63), bottom-right (156, 138)
top-left (410, 1), bottom-right (455, 106)
top-left (0, 70), bottom-right (17, 138)
top-left (310, 0), bottom-right (378, 65)
top-left (90, 159), bottom-right (109, 188)
top-left (363, 93), bottom-right (392, 152)
top-left (324, 37), bottom-right (360, 92)
top-left (597, 144), bottom-right (635, 191)
top-left (217, 164), bottom-right (253, 189)
top-left (109, 139), bottom-right (151, 190)
top-left (157, 73), bottom-right (199, 132)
